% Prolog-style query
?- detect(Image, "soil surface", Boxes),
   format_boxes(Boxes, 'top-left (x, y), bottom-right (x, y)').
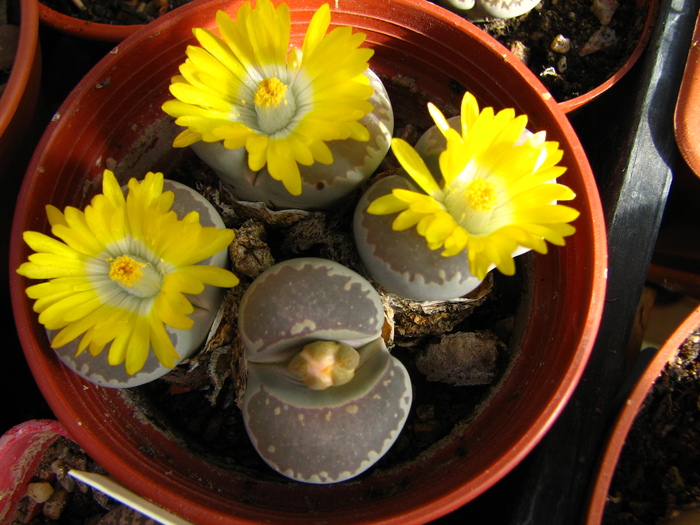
top-left (39, 0), bottom-right (190, 25)
top-left (604, 324), bottom-right (700, 524)
top-left (475, 0), bottom-right (648, 102)
top-left (38, 0), bottom-right (648, 103)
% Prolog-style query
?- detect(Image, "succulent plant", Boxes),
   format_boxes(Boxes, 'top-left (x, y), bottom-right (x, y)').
top-left (436, 0), bottom-right (542, 20)
top-left (163, 0), bottom-right (394, 210)
top-left (238, 258), bottom-right (412, 483)
top-left (354, 92), bottom-right (578, 302)
top-left (21, 176), bottom-right (236, 388)
top-left (191, 70), bottom-right (394, 210)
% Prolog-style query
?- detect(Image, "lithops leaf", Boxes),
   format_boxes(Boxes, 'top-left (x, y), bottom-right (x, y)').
top-left (354, 175), bottom-right (485, 301)
top-left (51, 180), bottom-right (230, 388)
top-left (238, 258), bottom-right (385, 363)
top-left (242, 338), bottom-right (412, 483)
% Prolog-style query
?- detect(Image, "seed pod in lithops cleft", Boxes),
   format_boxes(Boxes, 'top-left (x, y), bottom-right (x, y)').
top-left (238, 258), bottom-right (412, 484)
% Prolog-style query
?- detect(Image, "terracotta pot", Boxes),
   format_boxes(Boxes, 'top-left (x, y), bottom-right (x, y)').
top-left (674, 10), bottom-right (700, 179)
top-left (38, 2), bottom-right (142, 42)
top-left (558, 0), bottom-right (658, 114)
top-left (10, 0), bottom-right (607, 523)
top-left (0, 420), bottom-right (70, 523)
top-left (0, 0), bottom-right (41, 177)
top-left (586, 305), bottom-right (700, 524)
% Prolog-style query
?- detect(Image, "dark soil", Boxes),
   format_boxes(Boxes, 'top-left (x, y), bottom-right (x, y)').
top-left (39, 0), bottom-right (191, 25)
top-left (604, 324), bottom-right (700, 524)
top-left (38, 0), bottom-right (648, 104)
top-left (474, 0), bottom-right (649, 102)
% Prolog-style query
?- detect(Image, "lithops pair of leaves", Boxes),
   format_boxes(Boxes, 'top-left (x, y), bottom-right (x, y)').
top-left (191, 70), bottom-right (394, 211)
top-left (353, 116), bottom-right (532, 302)
top-left (51, 180), bottom-right (231, 388)
top-left (238, 258), bottom-right (412, 483)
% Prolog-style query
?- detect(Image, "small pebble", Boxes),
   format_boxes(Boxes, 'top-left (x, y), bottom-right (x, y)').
top-left (43, 486), bottom-right (70, 520)
top-left (509, 40), bottom-right (531, 65)
top-left (27, 482), bottom-right (54, 504)
top-left (579, 26), bottom-right (618, 56)
top-left (591, 0), bottom-right (619, 25)
top-left (550, 34), bottom-right (571, 54)
top-left (557, 56), bottom-right (568, 73)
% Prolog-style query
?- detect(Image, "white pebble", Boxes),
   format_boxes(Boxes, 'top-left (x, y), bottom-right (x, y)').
top-left (26, 482), bottom-right (54, 504)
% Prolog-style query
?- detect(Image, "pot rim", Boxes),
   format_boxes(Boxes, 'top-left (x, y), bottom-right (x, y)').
top-left (37, 1), bottom-right (142, 42)
top-left (559, 0), bottom-right (659, 114)
top-left (585, 305), bottom-right (700, 524)
top-left (11, 0), bottom-right (607, 522)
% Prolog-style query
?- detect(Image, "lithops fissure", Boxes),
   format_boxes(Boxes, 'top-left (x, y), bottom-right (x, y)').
top-left (239, 258), bottom-right (385, 363)
top-left (238, 258), bottom-right (413, 483)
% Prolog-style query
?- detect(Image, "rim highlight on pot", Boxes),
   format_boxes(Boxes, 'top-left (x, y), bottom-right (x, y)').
top-left (586, 305), bottom-right (700, 525)
top-left (38, 1), bottom-right (142, 42)
top-left (10, 0), bottom-right (607, 523)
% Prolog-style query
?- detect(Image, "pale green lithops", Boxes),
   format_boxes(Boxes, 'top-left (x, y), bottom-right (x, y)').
top-left (238, 258), bottom-right (412, 483)
top-left (49, 179), bottom-right (234, 388)
top-left (437, 0), bottom-right (542, 19)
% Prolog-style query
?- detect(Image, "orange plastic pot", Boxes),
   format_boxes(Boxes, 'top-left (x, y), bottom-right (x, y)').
top-left (10, 0), bottom-right (607, 523)
top-left (559, 0), bottom-right (659, 114)
top-left (674, 9), bottom-right (700, 178)
top-left (586, 305), bottom-right (700, 524)
top-left (38, 1), bottom-right (142, 42)
top-left (0, 0), bottom-right (40, 177)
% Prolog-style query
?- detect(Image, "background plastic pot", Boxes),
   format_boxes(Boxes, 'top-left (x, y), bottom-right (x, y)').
top-left (0, 420), bottom-right (70, 523)
top-left (559, 0), bottom-right (659, 114)
top-left (586, 305), bottom-right (700, 524)
top-left (38, 1), bottom-right (142, 42)
top-left (10, 0), bottom-right (607, 523)
top-left (0, 0), bottom-right (40, 177)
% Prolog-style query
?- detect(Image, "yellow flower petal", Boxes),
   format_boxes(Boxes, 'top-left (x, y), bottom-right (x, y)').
top-left (19, 170), bottom-right (237, 375)
top-left (373, 91), bottom-right (578, 281)
top-left (163, 0), bottom-right (374, 197)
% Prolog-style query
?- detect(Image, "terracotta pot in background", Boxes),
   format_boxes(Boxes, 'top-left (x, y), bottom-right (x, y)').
top-left (0, 420), bottom-right (70, 523)
top-left (0, 0), bottom-right (40, 177)
top-left (674, 9), bottom-right (700, 179)
top-left (10, 0), bottom-right (607, 523)
top-left (37, 1), bottom-right (142, 42)
top-left (586, 305), bottom-right (700, 524)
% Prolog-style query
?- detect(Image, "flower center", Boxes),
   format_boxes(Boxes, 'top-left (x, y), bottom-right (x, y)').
top-left (254, 77), bottom-right (287, 108)
top-left (465, 177), bottom-right (498, 212)
top-left (108, 255), bottom-right (162, 298)
top-left (253, 77), bottom-right (297, 135)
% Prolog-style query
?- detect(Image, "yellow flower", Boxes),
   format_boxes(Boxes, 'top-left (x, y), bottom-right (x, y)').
top-left (162, 0), bottom-right (374, 196)
top-left (17, 170), bottom-right (239, 376)
top-left (368, 92), bottom-right (580, 281)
